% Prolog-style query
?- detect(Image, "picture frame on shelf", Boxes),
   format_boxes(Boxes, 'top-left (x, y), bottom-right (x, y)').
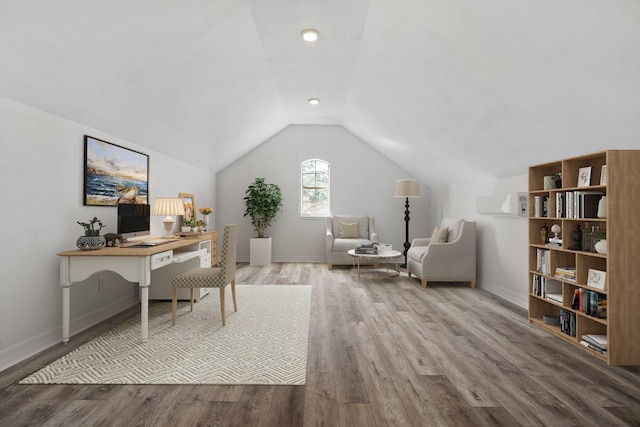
top-left (179, 193), bottom-right (196, 227)
top-left (587, 268), bottom-right (606, 290)
top-left (83, 135), bottom-right (149, 206)
top-left (600, 165), bottom-right (607, 185)
top-left (577, 166), bottom-right (592, 187)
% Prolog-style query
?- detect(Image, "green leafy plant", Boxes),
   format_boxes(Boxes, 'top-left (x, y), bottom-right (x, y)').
top-left (77, 217), bottom-right (105, 236)
top-left (182, 216), bottom-right (197, 228)
top-left (243, 177), bottom-right (283, 238)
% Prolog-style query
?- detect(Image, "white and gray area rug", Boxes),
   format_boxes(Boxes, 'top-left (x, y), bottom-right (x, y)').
top-left (21, 285), bottom-right (312, 385)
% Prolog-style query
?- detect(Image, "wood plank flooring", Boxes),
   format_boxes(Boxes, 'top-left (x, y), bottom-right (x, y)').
top-left (2, 263), bottom-right (640, 426)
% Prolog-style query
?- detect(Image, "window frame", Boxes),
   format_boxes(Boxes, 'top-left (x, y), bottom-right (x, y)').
top-left (300, 158), bottom-right (330, 218)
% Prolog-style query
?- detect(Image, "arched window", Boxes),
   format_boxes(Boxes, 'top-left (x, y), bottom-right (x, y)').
top-left (301, 159), bottom-right (330, 217)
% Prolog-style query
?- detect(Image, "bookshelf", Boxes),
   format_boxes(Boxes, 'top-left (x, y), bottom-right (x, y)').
top-left (528, 150), bottom-right (640, 365)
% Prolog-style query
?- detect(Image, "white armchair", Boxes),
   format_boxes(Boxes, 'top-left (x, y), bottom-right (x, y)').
top-left (407, 218), bottom-right (476, 288)
top-left (326, 215), bottom-right (378, 269)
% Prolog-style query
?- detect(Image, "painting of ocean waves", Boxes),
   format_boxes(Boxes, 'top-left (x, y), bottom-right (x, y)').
top-left (85, 175), bottom-right (148, 205)
top-left (84, 136), bottom-right (149, 206)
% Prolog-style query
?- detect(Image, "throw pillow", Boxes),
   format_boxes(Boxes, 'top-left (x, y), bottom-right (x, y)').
top-left (431, 226), bottom-right (449, 243)
top-left (339, 222), bottom-right (360, 238)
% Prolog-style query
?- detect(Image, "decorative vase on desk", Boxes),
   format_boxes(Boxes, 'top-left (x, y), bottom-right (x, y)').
top-left (76, 235), bottom-right (106, 251)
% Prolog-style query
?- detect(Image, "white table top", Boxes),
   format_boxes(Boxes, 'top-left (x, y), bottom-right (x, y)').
top-left (347, 249), bottom-right (402, 259)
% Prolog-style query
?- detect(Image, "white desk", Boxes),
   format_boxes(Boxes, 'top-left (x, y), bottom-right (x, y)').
top-left (57, 236), bottom-right (213, 343)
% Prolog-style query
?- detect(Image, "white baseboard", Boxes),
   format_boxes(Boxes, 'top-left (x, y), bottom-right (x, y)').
top-left (479, 280), bottom-right (528, 309)
top-left (0, 295), bottom-right (138, 372)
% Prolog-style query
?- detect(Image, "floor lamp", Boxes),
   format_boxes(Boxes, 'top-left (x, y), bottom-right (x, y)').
top-left (394, 179), bottom-right (421, 268)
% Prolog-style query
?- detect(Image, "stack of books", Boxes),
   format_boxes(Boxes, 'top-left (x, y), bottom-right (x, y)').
top-left (547, 237), bottom-right (563, 247)
top-left (580, 334), bottom-right (607, 355)
top-left (560, 309), bottom-right (577, 336)
top-left (555, 267), bottom-right (576, 282)
top-left (355, 243), bottom-right (378, 255)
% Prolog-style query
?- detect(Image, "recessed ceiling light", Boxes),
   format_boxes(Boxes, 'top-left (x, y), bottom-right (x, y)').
top-left (308, 98), bottom-right (320, 105)
top-left (301, 29), bottom-right (319, 42)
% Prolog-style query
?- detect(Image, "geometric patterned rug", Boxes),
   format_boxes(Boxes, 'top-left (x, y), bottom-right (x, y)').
top-left (20, 285), bottom-right (312, 385)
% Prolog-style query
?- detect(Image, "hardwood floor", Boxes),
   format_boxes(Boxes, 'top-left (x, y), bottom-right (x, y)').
top-left (2, 263), bottom-right (640, 426)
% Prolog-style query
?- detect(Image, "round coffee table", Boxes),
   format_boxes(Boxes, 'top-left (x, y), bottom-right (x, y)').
top-left (347, 249), bottom-right (403, 279)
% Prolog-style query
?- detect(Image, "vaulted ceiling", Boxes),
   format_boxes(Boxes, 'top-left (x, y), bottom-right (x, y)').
top-left (2, 1), bottom-right (639, 186)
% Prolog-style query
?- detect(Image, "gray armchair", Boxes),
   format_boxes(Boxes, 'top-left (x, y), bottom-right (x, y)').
top-left (326, 215), bottom-right (378, 269)
top-left (407, 218), bottom-right (476, 288)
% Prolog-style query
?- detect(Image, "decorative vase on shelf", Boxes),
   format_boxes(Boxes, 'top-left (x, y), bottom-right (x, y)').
top-left (595, 239), bottom-right (607, 254)
top-left (597, 196), bottom-right (607, 218)
top-left (76, 235), bottom-right (106, 251)
top-left (203, 214), bottom-right (209, 230)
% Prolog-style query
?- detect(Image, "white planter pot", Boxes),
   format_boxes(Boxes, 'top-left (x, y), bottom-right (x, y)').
top-left (250, 237), bottom-right (272, 266)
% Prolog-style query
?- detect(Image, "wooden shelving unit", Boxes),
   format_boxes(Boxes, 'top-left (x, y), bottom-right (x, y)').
top-left (528, 150), bottom-right (640, 365)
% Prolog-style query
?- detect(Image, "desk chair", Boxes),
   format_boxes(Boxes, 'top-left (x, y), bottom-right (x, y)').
top-left (171, 223), bottom-right (238, 326)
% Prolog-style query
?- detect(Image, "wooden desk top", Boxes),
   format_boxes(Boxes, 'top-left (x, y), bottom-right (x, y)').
top-left (58, 233), bottom-right (215, 257)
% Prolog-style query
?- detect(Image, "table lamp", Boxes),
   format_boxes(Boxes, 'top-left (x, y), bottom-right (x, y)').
top-left (394, 179), bottom-right (421, 268)
top-left (152, 197), bottom-right (185, 238)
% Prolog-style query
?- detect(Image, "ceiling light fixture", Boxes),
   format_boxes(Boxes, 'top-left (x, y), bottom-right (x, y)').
top-left (301, 29), bottom-right (319, 42)
top-left (308, 98), bottom-right (320, 105)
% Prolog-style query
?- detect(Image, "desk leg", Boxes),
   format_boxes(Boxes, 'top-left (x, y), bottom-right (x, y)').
top-left (62, 286), bottom-right (70, 343)
top-left (140, 286), bottom-right (149, 342)
top-left (139, 256), bottom-right (151, 343)
top-left (60, 256), bottom-right (71, 344)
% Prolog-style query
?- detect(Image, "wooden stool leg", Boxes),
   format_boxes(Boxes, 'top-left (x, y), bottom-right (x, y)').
top-left (172, 288), bottom-right (178, 326)
top-left (190, 288), bottom-right (194, 312)
top-left (219, 287), bottom-right (226, 326)
top-left (231, 280), bottom-right (237, 312)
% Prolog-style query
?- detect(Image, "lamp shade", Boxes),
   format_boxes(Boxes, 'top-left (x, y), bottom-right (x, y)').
top-left (394, 179), bottom-right (421, 198)
top-left (152, 198), bottom-right (186, 216)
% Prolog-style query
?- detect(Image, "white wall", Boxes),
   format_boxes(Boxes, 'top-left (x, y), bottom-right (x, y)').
top-left (441, 174), bottom-right (530, 308)
top-left (216, 125), bottom-right (433, 263)
top-left (0, 97), bottom-right (215, 370)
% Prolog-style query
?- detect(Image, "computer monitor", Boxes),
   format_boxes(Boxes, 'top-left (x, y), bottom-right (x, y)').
top-left (117, 203), bottom-right (150, 240)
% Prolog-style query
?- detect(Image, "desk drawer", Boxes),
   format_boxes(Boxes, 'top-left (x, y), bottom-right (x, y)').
top-left (150, 250), bottom-right (173, 270)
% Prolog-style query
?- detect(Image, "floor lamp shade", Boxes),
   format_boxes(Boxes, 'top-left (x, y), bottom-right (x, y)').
top-left (394, 179), bottom-right (421, 268)
top-left (152, 197), bottom-right (186, 238)
top-left (394, 179), bottom-right (421, 199)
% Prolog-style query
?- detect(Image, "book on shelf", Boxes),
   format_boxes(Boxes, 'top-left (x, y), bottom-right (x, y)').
top-left (582, 334), bottom-right (607, 349)
top-left (555, 192), bottom-right (564, 218)
top-left (577, 289), bottom-right (607, 318)
top-left (554, 266), bottom-right (576, 281)
top-left (546, 293), bottom-right (563, 304)
top-left (580, 340), bottom-right (607, 355)
top-left (560, 309), bottom-right (577, 336)
top-left (547, 237), bottom-right (563, 247)
top-left (571, 191), bottom-right (605, 218)
top-left (536, 249), bottom-right (551, 275)
top-left (543, 279), bottom-right (561, 299)
top-left (534, 195), bottom-right (549, 217)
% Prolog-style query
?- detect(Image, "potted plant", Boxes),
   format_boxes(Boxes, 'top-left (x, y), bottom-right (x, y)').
top-left (243, 177), bottom-right (283, 265)
top-left (544, 171), bottom-right (562, 189)
top-left (76, 217), bottom-right (107, 250)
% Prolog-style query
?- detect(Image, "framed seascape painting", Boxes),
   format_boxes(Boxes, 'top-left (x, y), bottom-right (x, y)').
top-left (84, 135), bottom-right (149, 206)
